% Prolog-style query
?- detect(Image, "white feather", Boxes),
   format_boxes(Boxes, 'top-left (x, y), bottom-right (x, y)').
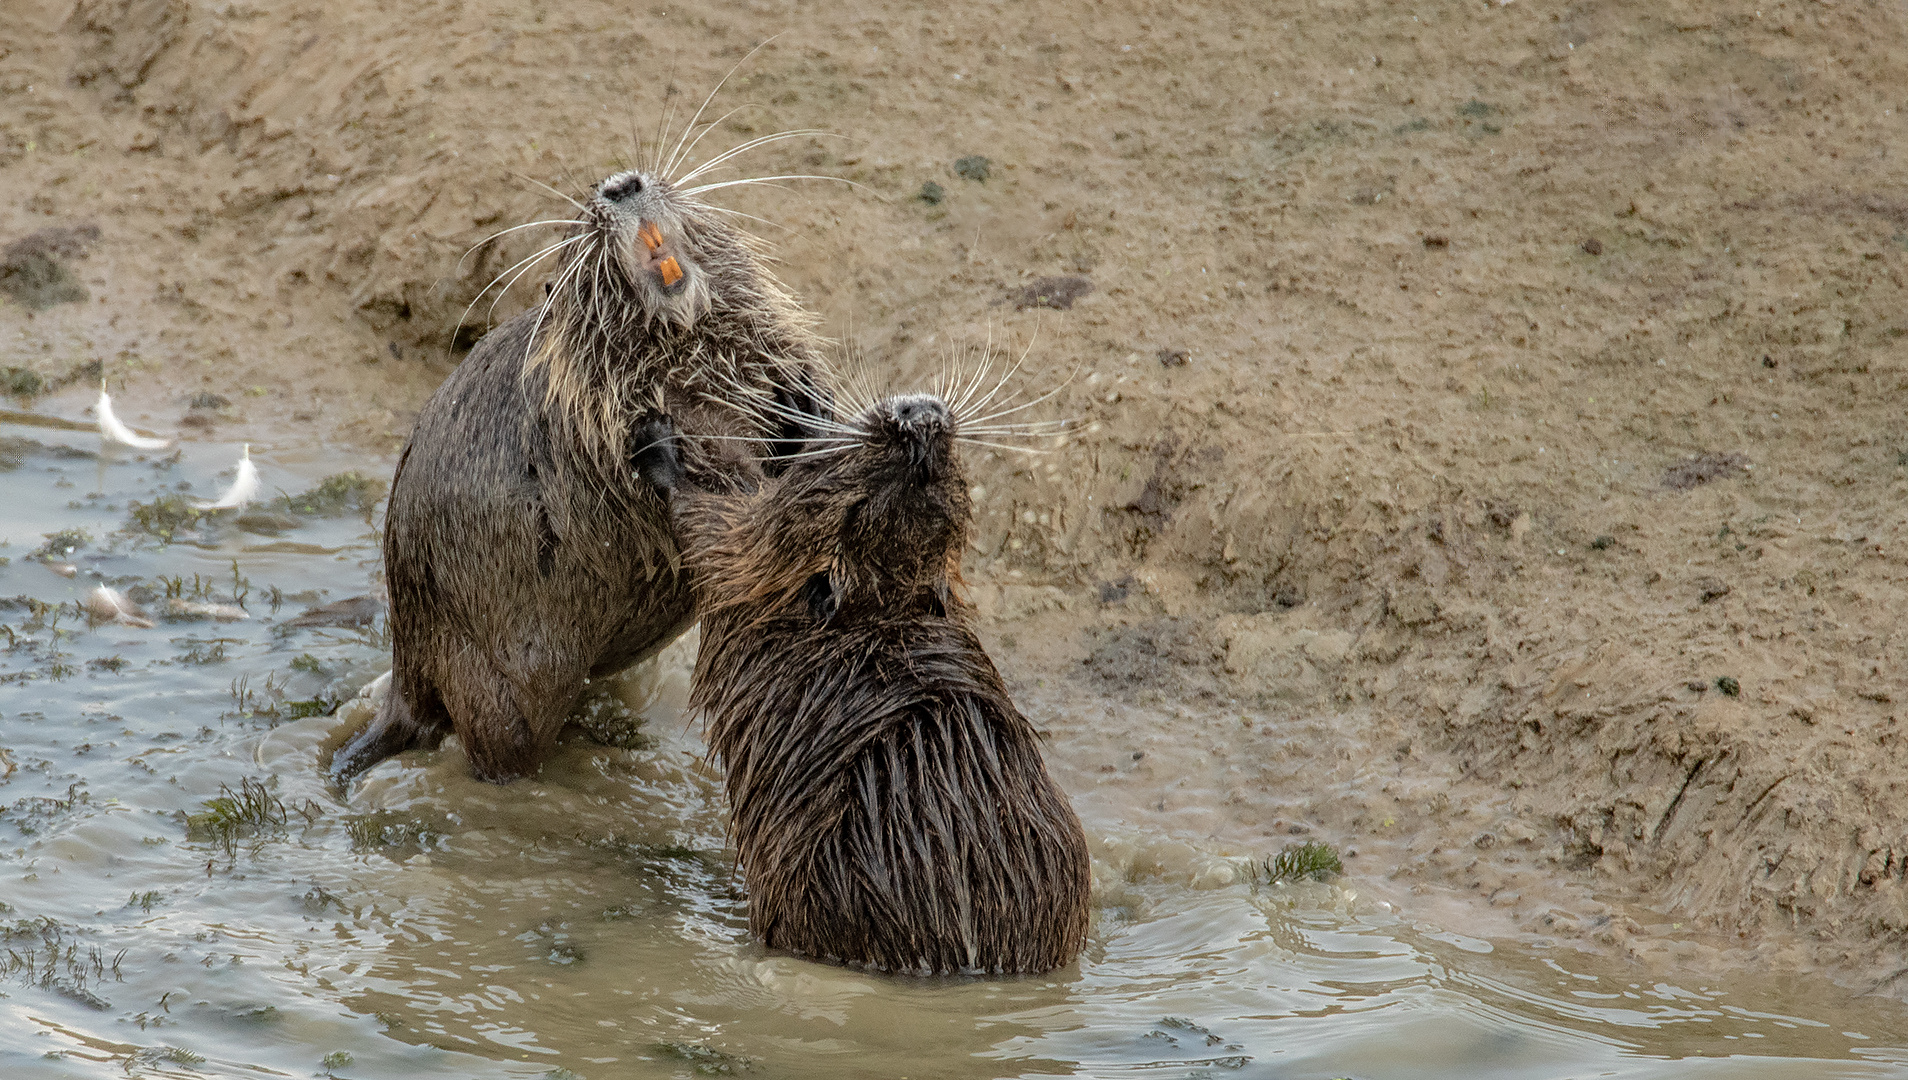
top-left (85, 586), bottom-right (154, 629)
top-left (197, 444), bottom-right (260, 510)
top-left (96, 385), bottom-right (171, 450)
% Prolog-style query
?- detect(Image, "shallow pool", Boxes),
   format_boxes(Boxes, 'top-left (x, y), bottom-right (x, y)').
top-left (1, 414), bottom-right (1904, 1079)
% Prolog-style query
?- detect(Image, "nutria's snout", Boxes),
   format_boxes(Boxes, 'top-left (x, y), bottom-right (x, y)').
top-left (593, 169), bottom-right (693, 302)
top-left (888, 394), bottom-right (949, 431)
top-left (868, 393), bottom-right (953, 470)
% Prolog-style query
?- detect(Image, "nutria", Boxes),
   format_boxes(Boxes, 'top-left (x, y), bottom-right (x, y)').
top-left (633, 394), bottom-right (1092, 975)
top-left (329, 165), bottom-right (830, 784)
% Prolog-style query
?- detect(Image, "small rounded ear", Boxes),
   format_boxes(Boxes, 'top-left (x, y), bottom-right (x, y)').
top-left (631, 416), bottom-right (684, 493)
top-left (801, 571), bottom-right (838, 623)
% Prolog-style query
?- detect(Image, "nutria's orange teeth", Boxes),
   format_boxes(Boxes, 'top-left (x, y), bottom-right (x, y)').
top-left (658, 257), bottom-right (683, 287)
top-left (637, 221), bottom-right (664, 252)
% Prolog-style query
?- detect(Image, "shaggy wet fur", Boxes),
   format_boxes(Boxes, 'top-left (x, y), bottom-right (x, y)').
top-left (330, 167), bottom-right (828, 784)
top-left (635, 396), bottom-right (1091, 975)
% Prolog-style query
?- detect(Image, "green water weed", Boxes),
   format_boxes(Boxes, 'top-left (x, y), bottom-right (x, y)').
top-left (124, 495), bottom-right (212, 542)
top-left (344, 811), bottom-right (442, 854)
top-left (185, 777), bottom-right (286, 855)
top-left (30, 528), bottom-right (88, 560)
top-left (652, 1041), bottom-right (755, 1075)
top-left (1256, 841), bottom-right (1343, 885)
top-left (0, 916), bottom-right (124, 995)
top-left (276, 472), bottom-right (385, 518)
top-left (173, 637), bottom-right (233, 665)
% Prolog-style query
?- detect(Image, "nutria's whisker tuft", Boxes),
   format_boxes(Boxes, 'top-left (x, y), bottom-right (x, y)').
top-left (459, 220), bottom-right (576, 272)
top-left (511, 172), bottom-right (587, 212)
top-left (961, 371), bottom-right (1079, 428)
top-left (658, 33), bottom-right (784, 178)
top-left (680, 174), bottom-right (874, 199)
top-left (676, 131), bottom-right (842, 186)
top-left (954, 437), bottom-right (1053, 455)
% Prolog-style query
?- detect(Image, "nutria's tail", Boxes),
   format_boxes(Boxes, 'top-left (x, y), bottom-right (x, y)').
top-left (328, 672), bottom-right (439, 783)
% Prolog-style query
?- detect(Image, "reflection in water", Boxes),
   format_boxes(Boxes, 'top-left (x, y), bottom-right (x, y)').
top-left (2, 418), bottom-right (1907, 1079)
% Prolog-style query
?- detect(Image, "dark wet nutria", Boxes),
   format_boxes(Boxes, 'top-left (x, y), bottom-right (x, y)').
top-left (329, 166), bottom-right (830, 783)
top-left (633, 394), bottom-right (1092, 975)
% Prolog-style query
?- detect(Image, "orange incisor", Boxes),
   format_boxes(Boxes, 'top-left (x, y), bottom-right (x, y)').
top-left (636, 220), bottom-right (665, 252)
top-left (658, 257), bottom-right (683, 287)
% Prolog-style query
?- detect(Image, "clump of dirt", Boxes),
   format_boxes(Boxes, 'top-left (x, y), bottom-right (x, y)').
top-left (1662, 452), bottom-right (1748, 490)
top-left (0, 223), bottom-right (98, 310)
top-left (952, 156), bottom-right (992, 182)
top-left (1008, 275), bottom-right (1093, 311)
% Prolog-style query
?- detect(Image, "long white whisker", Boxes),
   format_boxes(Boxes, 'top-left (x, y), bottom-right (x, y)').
top-left (484, 235), bottom-right (584, 323)
top-left (662, 34), bottom-right (784, 178)
top-left (960, 323), bottom-right (1042, 419)
top-left (698, 203), bottom-right (796, 234)
top-left (768, 444), bottom-right (858, 461)
top-left (667, 105), bottom-right (767, 180)
top-left (955, 438), bottom-right (1052, 455)
top-left (523, 236), bottom-right (592, 359)
top-left (677, 130), bottom-right (842, 185)
top-left (517, 174), bottom-right (586, 211)
top-left (959, 422), bottom-right (1074, 435)
top-left (458, 220), bottom-right (575, 272)
top-left (479, 234), bottom-right (582, 303)
top-left (681, 174), bottom-right (873, 198)
top-left (653, 55), bottom-right (684, 178)
top-left (963, 374), bottom-right (1079, 427)
top-left (735, 396), bottom-right (860, 433)
top-left (450, 235), bottom-right (580, 354)
top-left (691, 433), bottom-right (859, 444)
top-left (706, 379), bottom-right (860, 435)
top-left (958, 346), bottom-right (1029, 422)
top-left (951, 344), bottom-right (998, 416)
top-left (946, 346), bottom-right (980, 413)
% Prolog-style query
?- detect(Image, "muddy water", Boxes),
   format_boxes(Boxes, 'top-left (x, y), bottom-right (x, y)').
top-left (1, 414), bottom-right (1905, 1080)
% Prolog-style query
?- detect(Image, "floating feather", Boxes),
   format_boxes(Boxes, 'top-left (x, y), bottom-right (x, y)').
top-left (85, 585), bottom-right (154, 629)
top-left (197, 444), bottom-right (259, 510)
top-left (96, 382), bottom-right (171, 450)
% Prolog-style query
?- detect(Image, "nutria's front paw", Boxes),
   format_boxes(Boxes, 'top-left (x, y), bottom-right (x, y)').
top-left (631, 417), bottom-right (684, 493)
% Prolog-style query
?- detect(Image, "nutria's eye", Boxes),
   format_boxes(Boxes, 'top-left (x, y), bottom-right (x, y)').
top-left (601, 174), bottom-right (644, 202)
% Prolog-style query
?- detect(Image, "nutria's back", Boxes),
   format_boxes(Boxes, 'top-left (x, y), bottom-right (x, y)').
top-left (636, 395), bottom-right (1091, 974)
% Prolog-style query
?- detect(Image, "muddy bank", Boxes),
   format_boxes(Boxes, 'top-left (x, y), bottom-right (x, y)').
top-left (5, 0), bottom-right (1908, 992)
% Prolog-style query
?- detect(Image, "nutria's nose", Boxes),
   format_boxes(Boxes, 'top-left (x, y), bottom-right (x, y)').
top-left (893, 397), bottom-right (949, 427)
top-left (600, 172), bottom-right (645, 202)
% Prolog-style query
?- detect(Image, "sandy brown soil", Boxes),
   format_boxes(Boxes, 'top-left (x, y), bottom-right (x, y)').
top-left (6, 0), bottom-right (1908, 991)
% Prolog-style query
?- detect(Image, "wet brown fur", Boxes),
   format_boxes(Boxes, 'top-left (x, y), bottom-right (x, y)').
top-left (635, 395), bottom-right (1092, 975)
top-left (330, 167), bottom-right (829, 784)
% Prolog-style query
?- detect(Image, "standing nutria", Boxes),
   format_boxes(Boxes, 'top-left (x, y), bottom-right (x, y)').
top-left (632, 393), bottom-right (1092, 975)
top-left (329, 165), bottom-right (830, 784)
